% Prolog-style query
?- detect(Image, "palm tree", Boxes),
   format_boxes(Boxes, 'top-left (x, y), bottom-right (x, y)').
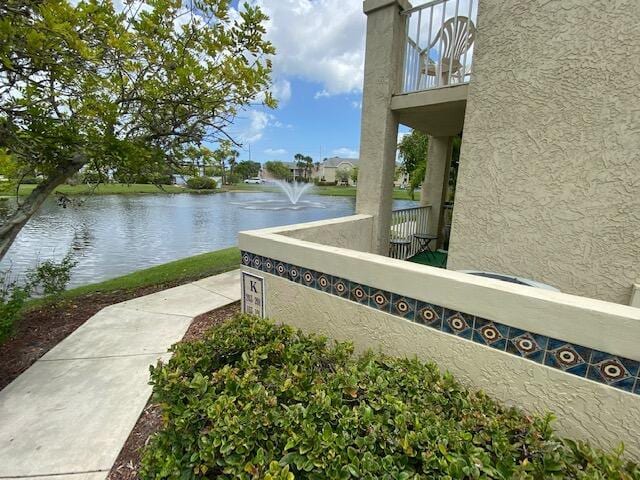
top-left (228, 150), bottom-right (239, 182)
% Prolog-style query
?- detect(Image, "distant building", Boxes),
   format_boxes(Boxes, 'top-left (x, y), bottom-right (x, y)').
top-left (314, 157), bottom-right (359, 185)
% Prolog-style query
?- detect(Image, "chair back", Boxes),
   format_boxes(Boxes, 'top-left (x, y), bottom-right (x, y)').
top-left (430, 16), bottom-right (477, 65)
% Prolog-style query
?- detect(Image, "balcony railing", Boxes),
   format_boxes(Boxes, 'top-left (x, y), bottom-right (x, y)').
top-left (402, 0), bottom-right (478, 94)
top-left (389, 205), bottom-right (431, 260)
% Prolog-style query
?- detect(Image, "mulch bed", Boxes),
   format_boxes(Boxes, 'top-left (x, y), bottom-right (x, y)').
top-left (0, 278), bottom-right (212, 391)
top-left (107, 302), bottom-right (240, 480)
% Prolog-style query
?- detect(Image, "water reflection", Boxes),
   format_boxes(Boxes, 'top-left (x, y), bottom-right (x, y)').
top-left (0, 192), bottom-right (416, 288)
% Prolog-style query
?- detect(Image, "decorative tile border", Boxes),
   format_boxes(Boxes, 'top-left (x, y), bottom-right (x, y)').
top-left (241, 251), bottom-right (640, 396)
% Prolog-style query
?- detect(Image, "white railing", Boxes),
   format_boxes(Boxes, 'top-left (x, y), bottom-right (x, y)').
top-left (402, 0), bottom-right (478, 93)
top-left (389, 205), bottom-right (430, 260)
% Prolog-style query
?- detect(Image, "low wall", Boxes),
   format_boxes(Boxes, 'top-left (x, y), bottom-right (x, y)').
top-left (239, 215), bottom-right (640, 460)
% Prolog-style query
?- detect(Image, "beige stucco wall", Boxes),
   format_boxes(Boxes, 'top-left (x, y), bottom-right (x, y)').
top-left (447, 0), bottom-right (640, 304)
top-left (243, 215), bottom-right (373, 253)
top-left (248, 270), bottom-right (640, 461)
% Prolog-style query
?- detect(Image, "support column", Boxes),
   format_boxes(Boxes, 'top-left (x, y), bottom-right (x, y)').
top-left (355, 0), bottom-right (411, 255)
top-left (420, 136), bottom-right (453, 239)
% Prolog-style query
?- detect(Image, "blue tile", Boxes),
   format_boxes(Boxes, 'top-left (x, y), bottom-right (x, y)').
top-left (390, 294), bottom-right (416, 320)
top-left (634, 378), bottom-right (640, 395)
top-left (472, 317), bottom-right (509, 350)
top-left (587, 365), bottom-right (637, 392)
top-left (590, 350), bottom-right (640, 378)
top-left (442, 311), bottom-right (473, 339)
top-left (369, 290), bottom-right (391, 313)
top-left (506, 330), bottom-right (547, 364)
top-left (415, 301), bottom-right (443, 330)
top-left (331, 277), bottom-right (349, 298)
top-left (544, 343), bottom-right (590, 378)
top-left (349, 283), bottom-right (370, 305)
top-left (273, 261), bottom-right (289, 278)
top-left (317, 273), bottom-right (332, 292)
top-left (288, 264), bottom-right (302, 283)
top-left (300, 268), bottom-right (316, 288)
top-left (251, 255), bottom-right (264, 271)
top-left (241, 252), bottom-right (252, 266)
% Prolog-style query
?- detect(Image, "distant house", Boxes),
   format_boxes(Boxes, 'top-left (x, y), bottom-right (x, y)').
top-left (315, 157), bottom-right (359, 185)
top-left (261, 162), bottom-right (306, 181)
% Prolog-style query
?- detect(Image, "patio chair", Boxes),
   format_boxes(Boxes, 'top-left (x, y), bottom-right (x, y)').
top-left (420, 16), bottom-right (477, 86)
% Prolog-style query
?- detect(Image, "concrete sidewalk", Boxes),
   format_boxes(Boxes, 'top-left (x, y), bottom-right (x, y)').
top-left (0, 270), bottom-right (240, 480)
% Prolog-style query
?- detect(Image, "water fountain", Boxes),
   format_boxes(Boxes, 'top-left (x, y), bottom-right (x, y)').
top-left (235, 181), bottom-right (325, 210)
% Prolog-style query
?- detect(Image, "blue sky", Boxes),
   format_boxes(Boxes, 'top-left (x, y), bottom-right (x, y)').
top-left (226, 0), bottom-right (421, 165)
top-left (226, 0), bottom-right (369, 164)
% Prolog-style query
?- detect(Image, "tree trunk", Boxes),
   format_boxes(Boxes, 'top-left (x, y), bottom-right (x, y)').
top-left (0, 154), bottom-right (86, 262)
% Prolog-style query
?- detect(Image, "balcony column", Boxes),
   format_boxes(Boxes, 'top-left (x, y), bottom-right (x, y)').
top-left (355, 0), bottom-right (411, 255)
top-left (420, 136), bottom-right (453, 239)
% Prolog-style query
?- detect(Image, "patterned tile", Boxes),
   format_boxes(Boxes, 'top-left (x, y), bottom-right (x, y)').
top-left (415, 301), bottom-right (443, 329)
top-left (472, 317), bottom-right (508, 351)
top-left (391, 294), bottom-right (416, 320)
top-left (331, 278), bottom-right (349, 298)
top-left (349, 283), bottom-right (370, 305)
top-left (300, 268), bottom-right (316, 288)
top-left (287, 264), bottom-right (302, 283)
top-left (545, 339), bottom-right (591, 377)
top-left (316, 273), bottom-right (332, 292)
top-left (587, 350), bottom-right (639, 392)
top-left (273, 261), bottom-right (289, 278)
top-left (241, 252), bottom-right (640, 397)
top-left (442, 310), bottom-right (473, 339)
top-left (507, 328), bottom-right (548, 364)
top-left (369, 290), bottom-right (391, 313)
top-left (263, 257), bottom-right (275, 275)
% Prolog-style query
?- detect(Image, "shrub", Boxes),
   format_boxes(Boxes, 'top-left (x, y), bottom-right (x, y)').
top-left (1, 254), bottom-right (77, 343)
top-left (314, 179), bottom-right (337, 186)
top-left (186, 176), bottom-right (217, 190)
top-left (141, 315), bottom-right (640, 479)
top-left (0, 275), bottom-right (29, 344)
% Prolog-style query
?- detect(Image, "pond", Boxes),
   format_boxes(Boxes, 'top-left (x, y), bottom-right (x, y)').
top-left (0, 192), bottom-right (416, 288)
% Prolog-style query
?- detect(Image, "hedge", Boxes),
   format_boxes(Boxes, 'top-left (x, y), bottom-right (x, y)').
top-left (186, 176), bottom-right (217, 190)
top-left (141, 315), bottom-right (639, 479)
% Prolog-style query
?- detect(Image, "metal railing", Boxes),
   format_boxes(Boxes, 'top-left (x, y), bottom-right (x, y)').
top-left (402, 0), bottom-right (478, 93)
top-left (389, 205), bottom-right (431, 260)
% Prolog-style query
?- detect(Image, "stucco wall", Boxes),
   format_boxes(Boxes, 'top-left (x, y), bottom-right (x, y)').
top-left (447, 0), bottom-right (640, 304)
top-left (244, 215), bottom-right (373, 253)
top-left (251, 270), bottom-right (640, 461)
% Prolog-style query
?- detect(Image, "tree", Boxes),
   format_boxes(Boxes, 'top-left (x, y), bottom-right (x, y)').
top-left (336, 166), bottom-right (351, 185)
top-left (294, 153), bottom-right (313, 180)
top-left (398, 130), bottom-right (429, 199)
top-left (235, 161), bottom-right (261, 179)
top-left (0, 0), bottom-right (275, 260)
top-left (350, 166), bottom-right (359, 185)
top-left (265, 161), bottom-right (292, 181)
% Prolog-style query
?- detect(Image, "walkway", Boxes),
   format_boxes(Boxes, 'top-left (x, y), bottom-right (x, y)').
top-left (0, 270), bottom-right (241, 480)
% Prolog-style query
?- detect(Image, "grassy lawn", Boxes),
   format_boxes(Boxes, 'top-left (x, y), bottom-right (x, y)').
top-left (0, 183), bottom-right (218, 197)
top-left (25, 247), bottom-right (240, 309)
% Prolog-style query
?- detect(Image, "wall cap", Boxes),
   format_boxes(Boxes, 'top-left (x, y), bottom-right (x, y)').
top-left (363, 0), bottom-right (412, 15)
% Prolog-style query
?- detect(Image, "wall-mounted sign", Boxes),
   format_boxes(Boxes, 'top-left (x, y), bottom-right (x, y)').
top-left (242, 271), bottom-right (265, 318)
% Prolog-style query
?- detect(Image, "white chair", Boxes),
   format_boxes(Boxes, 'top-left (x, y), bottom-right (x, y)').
top-left (420, 16), bottom-right (477, 87)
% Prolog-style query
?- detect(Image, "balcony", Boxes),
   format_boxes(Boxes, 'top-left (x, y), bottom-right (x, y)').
top-left (402, 0), bottom-right (478, 93)
top-left (393, 0), bottom-right (478, 135)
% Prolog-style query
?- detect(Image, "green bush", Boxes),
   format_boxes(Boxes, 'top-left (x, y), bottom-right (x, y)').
top-left (141, 316), bottom-right (640, 480)
top-left (1, 254), bottom-right (77, 343)
top-left (186, 176), bottom-right (217, 190)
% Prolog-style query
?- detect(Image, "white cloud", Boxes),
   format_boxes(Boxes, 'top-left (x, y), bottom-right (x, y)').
top-left (239, 110), bottom-right (271, 143)
top-left (272, 78), bottom-right (292, 104)
top-left (264, 148), bottom-right (288, 156)
top-left (240, 0), bottom-right (366, 96)
top-left (332, 147), bottom-right (359, 158)
top-left (351, 100), bottom-right (362, 109)
top-left (314, 90), bottom-right (331, 100)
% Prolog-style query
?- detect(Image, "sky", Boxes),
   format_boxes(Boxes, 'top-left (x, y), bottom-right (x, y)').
top-left (227, 0), bottom-right (382, 164)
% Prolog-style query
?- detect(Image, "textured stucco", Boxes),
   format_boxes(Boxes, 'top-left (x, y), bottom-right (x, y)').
top-left (356, 0), bottom-right (406, 254)
top-left (253, 270), bottom-right (640, 461)
top-left (280, 215), bottom-right (373, 252)
top-left (447, 0), bottom-right (640, 304)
